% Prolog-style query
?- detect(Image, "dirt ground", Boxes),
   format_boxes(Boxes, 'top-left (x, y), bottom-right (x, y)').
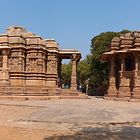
top-left (0, 105), bottom-right (62, 140)
top-left (0, 98), bottom-right (140, 140)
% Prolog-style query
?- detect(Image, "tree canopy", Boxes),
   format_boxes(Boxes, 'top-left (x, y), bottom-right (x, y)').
top-left (77, 55), bottom-right (92, 85)
top-left (90, 29), bottom-right (130, 87)
top-left (61, 63), bottom-right (71, 86)
top-left (61, 29), bottom-right (130, 92)
top-left (61, 55), bottom-right (92, 89)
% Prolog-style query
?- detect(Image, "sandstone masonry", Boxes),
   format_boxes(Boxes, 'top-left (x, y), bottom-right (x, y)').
top-left (0, 26), bottom-right (81, 96)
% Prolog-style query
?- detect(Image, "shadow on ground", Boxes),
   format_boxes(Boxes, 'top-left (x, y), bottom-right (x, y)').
top-left (44, 125), bottom-right (140, 140)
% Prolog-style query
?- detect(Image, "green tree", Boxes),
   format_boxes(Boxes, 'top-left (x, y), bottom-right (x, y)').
top-left (61, 55), bottom-right (92, 90)
top-left (90, 30), bottom-right (130, 87)
top-left (77, 55), bottom-right (92, 86)
top-left (61, 63), bottom-right (71, 86)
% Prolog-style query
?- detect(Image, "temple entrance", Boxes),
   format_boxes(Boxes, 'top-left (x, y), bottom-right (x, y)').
top-left (125, 54), bottom-right (135, 71)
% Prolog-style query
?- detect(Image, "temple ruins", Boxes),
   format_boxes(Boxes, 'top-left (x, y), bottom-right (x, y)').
top-left (0, 26), bottom-right (81, 96)
top-left (102, 31), bottom-right (140, 100)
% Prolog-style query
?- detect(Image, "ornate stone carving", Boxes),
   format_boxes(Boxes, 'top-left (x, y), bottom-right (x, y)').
top-left (47, 60), bottom-right (57, 74)
top-left (0, 26), bottom-right (81, 95)
top-left (71, 55), bottom-right (78, 90)
top-left (10, 57), bottom-right (24, 72)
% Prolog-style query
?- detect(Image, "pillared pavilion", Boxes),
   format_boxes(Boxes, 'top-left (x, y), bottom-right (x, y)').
top-left (102, 31), bottom-right (140, 99)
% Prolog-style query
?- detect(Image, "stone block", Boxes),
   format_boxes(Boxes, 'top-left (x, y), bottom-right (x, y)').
top-left (118, 86), bottom-right (131, 97)
top-left (134, 37), bottom-right (140, 43)
top-left (10, 79), bottom-right (24, 86)
top-left (9, 36), bottom-right (25, 44)
top-left (46, 80), bottom-right (56, 88)
top-left (45, 39), bottom-right (59, 49)
top-left (25, 79), bottom-right (43, 86)
top-left (0, 35), bottom-right (8, 43)
top-left (120, 39), bottom-right (133, 46)
top-left (26, 37), bottom-right (40, 45)
top-left (37, 38), bottom-right (44, 45)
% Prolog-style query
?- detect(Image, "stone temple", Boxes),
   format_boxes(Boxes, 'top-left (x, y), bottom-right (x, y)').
top-left (0, 26), bottom-right (81, 97)
top-left (102, 31), bottom-right (140, 100)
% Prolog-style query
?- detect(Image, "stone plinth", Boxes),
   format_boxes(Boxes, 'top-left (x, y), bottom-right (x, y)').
top-left (132, 77), bottom-right (140, 99)
top-left (107, 77), bottom-right (118, 97)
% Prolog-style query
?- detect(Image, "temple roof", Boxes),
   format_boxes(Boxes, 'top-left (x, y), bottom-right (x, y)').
top-left (102, 31), bottom-right (140, 59)
top-left (0, 26), bottom-right (81, 59)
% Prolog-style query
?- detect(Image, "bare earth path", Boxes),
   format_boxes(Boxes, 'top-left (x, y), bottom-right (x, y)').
top-left (0, 97), bottom-right (140, 139)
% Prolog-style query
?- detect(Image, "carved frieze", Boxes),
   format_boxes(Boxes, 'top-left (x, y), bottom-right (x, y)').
top-left (9, 57), bottom-right (24, 72)
top-left (47, 60), bottom-right (57, 74)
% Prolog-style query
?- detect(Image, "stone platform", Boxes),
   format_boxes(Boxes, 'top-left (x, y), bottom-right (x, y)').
top-left (0, 86), bottom-right (89, 100)
top-left (0, 94), bottom-right (89, 101)
top-left (104, 96), bottom-right (140, 102)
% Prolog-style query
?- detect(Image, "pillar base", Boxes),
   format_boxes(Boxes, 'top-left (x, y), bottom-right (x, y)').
top-left (107, 85), bottom-right (118, 97)
top-left (107, 91), bottom-right (118, 97)
top-left (70, 87), bottom-right (77, 91)
top-left (132, 78), bottom-right (140, 99)
top-left (118, 86), bottom-right (131, 97)
top-left (131, 88), bottom-right (140, 99)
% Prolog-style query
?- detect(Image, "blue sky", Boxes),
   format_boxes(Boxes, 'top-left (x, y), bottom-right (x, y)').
top-left (0, 0), bottom-right (140, 60)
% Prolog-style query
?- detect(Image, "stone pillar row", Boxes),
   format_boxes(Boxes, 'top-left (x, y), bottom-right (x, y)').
top-left (0, 48), bottom-right (80, 90)
top-left (107, 53), bottom-right (140, 99)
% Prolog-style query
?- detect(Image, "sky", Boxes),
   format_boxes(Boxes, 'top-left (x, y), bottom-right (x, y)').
top-left (0, 0), bottom-right (140, 60)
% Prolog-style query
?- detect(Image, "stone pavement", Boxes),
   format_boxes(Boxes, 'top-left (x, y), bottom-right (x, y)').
top-left (0, 97), bottom-right (140, 139)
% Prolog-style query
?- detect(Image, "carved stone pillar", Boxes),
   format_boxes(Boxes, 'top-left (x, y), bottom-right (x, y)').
top-left (132, 53), bottom-right (140, 98)
top-left (1, 49), bottom-right (9, 86)
top-left (46, 53), bottom-right (58, 88)
top-left (118, 54), bottom-right (131, 97)
top-left (70, 54), bottom-right (78, 90)
top-left (57, 58), bottom-right (62, 88)
top-left (107, 55), bottom-right (118, 97)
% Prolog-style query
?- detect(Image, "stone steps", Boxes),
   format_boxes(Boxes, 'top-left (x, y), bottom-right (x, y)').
top-left (0, 94), bottom-right (90, 100)
top-left (61, 89), bottom-right (79, 96)
top-left (0, 86), bottom-right (89, 99)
